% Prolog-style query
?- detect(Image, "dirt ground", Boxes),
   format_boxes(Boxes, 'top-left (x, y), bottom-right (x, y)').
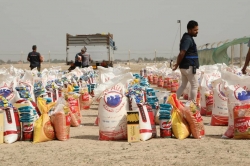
top-left (0, 63), bottom-right (250, 166)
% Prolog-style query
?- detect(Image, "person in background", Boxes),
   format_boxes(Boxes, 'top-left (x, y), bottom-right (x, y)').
top-left (81, 46), bottom-right (91, 68)
top-left (75, 49), bottom-right (83, 68)
top-left (68, 61), bottom-right (76, 72)
top-left (172, 20), bottom-right (199, 102)
top-left (27, 45), bottom-right (43, 72)
top-left (241, 39), bottom-right (250, 74)
top-left (170, 60), bottom-right (173, 68)
top-left (101, 60), bottom-right (106, 67)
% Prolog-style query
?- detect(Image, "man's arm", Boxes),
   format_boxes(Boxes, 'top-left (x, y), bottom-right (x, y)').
top-left (27, 54), bottom-right (30, 62)
top-left (39, 53), bottom-right (44, 62)
top-left (242, 47), bottom-right (250, 74)
top-left (172, 37), bottom-right (192, 70)
top-left (172, 50), bottom-right (186, 70)
top-left (75, 54), bottom-right (78, 61)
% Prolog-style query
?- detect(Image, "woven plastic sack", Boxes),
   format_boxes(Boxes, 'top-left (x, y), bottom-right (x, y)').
top-left (51, 105), bottom-right (71, 141)
top-left (168, 94), bottom-right (190, 140)
top-left (33, 97), bottom-right (56, 143)
top-left (183, 101), bottom-right (205, 139)
top-left (234, 104), bottom-right (250, 139)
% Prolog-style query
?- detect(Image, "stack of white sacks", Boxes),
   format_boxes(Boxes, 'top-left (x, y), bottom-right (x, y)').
top-left (185, 63), bottom-right (250, 139)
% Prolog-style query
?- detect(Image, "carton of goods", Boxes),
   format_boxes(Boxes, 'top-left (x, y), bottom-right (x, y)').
top-left (127, 111), bottom-right (140, 143)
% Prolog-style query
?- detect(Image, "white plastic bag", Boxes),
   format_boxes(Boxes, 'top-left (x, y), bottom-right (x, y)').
top-left (210, 79), bottom-right (228, 126)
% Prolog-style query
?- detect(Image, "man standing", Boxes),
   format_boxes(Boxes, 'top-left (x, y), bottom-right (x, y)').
top-left (173, 20), bottom-right (199, 102)
top-left (27, 45), bottom-right (43, 72)
top-left (241, 39), bottom-right (250, 74)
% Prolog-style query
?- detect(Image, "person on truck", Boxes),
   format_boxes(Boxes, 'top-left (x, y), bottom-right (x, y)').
top-left (81, 46), bottom-right (91, 68)
top-left (75, 47), bottom-right (92, 68)
top-left (75, 49), bottom-right (83, 68)
top-left (75, 46), bottom-right (91, 68)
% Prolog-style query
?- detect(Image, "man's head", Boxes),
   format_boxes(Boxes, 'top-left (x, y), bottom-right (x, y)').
top-left (187, 20), bottom-right (198, 37)
top-left (32, 45), bottom-right (37, 51)
top-left (81, 46), bottom-right (87, 53)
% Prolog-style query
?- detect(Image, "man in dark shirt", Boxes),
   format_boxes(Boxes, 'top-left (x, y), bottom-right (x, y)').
top-left (27, 45), bottom-right (43, 72)
top-left (75, 47), bottom-right (91, 68)
top-left (241, 39), bottom-right (250, 74)
top-left (75, 50), bottom-right (82, 68)
top-left (173, 20), bottom-right (199, 101)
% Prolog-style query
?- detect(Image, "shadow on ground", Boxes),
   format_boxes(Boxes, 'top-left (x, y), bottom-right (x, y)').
top-left (71, 135), bottom-right (99, 140)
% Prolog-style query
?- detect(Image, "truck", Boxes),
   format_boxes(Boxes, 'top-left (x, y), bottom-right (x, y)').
top-left (66, 33), bottom-right (117, 69)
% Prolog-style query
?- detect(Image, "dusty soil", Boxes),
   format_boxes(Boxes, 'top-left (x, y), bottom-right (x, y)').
top-left (0, 63), bottom-right (250, 166)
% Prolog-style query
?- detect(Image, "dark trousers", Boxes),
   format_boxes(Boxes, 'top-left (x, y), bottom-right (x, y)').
top-left (30, 66), bottom-right (41, 72)
top-left (75, 62), bottom-right (82, 67)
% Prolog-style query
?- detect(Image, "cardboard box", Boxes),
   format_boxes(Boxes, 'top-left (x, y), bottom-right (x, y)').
top-left (127, 111), bottom-right (140, 143)
top-left (0, 111), bottom-right (4, 144)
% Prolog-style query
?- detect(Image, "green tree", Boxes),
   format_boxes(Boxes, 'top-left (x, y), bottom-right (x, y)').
top-left (138, 57), bottom-right (143, 62)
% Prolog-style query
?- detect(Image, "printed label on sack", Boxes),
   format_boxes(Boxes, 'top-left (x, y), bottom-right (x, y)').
top-left (19, 81), bottom-right (32, 95)
top-left (206, 95), bottom-right (213, 106)
top-left (103, 84), bottom-right (125, 112)
top-left (43, 121), bottom-right (55, 140)
top-left (0, 84), bottom-right (14, 101)
top-left (232, 85), bottom-right (247, 101)
top-left (5, 108), bottom-right (12, 124)
top-left (218, 84), bottom-right (227, 101)
top-left (160, 119), bottom-right (171, 129)
top-left (81, 94), bottom-right (89, 101)
top-left (68, 99), bottom-right (79, 107)
top-left (23, 123), bottom-right (34, 132)
top-left (234, 117), bottom-right (250, 133)
top-left (193, 111), bottom-right (203, 122)
top-left (137, 104), bottom-right (147, 123)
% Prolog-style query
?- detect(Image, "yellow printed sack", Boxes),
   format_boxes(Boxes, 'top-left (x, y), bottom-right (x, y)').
top-left (168, 94), bottom-right (190, 140)
top-left (33, 97), bottom-right (56, 143)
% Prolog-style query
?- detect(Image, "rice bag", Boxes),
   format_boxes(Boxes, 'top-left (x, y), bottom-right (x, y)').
top-left (234, 104), bottom-right (250, 139)
top-left (51, 104), bottom-right (71, 141)
top-left (168, 94), bottom-right (190, 140)
top-left (183, 101), bottom-right (205, 139)
top-left (33, 97), bottom-right (56, 143)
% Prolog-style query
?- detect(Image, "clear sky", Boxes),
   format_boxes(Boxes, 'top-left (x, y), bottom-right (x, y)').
top-left (0, 0), bottom-right (249, 61)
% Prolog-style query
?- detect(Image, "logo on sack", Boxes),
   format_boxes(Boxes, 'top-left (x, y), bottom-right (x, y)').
top-left (235, 118), bottom-right (250, 133)
top-left (0, 84), bottom-right (14, 100)
top-left (44, 121), bottom-right (55, 140)
top-left (23, 123), bottom-right (34, 132)
top-left (104, 92), bottom-right (123, 108)
top-left (103, 84), bottom-right (125, 112)
top-left (19, 81), bottom-right (32, 93)
top-left (217, 84), bottom-right (227, 101)
top-left (161, 121), bottom-right (171, 129)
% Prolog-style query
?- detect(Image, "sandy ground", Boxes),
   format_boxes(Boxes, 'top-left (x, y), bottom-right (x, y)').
top-left (0, 63), bottom-right (250, 166)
